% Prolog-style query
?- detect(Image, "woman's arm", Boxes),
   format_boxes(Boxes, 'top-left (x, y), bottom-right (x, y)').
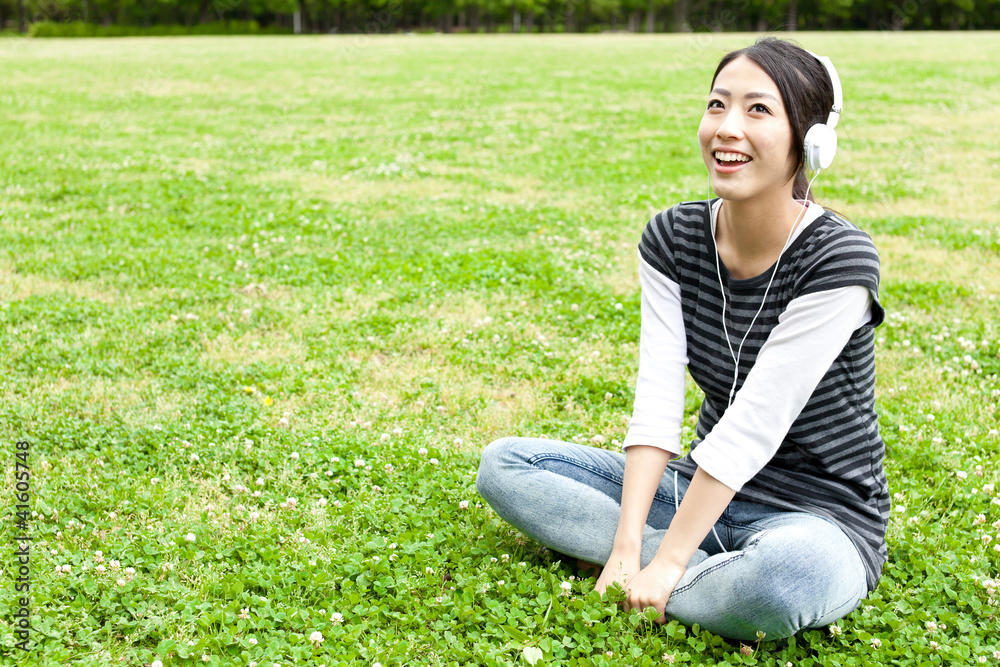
top-left (594, 445), bottom-right (674, 594)
top-left (597, 255), bottom-right (688, 594)
top-left (622, 467), bottom-right (734, 619)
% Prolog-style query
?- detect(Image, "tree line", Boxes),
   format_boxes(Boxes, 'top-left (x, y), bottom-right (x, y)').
top-left (3, 0), bottom-right (997, 35)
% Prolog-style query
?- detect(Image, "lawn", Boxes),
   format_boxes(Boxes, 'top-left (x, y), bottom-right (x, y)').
top-left (0, 31), bottom-right (998, 666)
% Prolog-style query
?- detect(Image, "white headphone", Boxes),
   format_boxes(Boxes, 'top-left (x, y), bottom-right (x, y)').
top-left (802, 51), bottom-right (843, 172)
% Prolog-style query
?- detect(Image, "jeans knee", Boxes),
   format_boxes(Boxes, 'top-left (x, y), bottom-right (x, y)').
top-left (475, 437), bottom-right (518, 502)
top-left (731, 529), bottom-right (865, 639)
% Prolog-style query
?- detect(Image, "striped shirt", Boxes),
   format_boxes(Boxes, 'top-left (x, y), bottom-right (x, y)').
top-left (636, 199), bottom-right (890, 591)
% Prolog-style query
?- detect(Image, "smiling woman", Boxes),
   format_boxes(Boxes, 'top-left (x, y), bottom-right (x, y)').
top-left (476, 36), bottom-right (890, 642)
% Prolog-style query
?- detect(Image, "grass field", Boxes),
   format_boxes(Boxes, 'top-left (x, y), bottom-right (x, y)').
top-left (1, 31), bottom-right (999, 666)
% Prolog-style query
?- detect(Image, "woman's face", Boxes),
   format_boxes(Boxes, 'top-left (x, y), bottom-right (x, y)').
top-left (697, 55), bottom-right (797, 204)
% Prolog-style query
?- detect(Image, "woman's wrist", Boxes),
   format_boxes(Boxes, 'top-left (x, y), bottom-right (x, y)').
top-left (611, 534), bottom-right (643, 554)
top-left (650, 548), bottom-right (691, 572)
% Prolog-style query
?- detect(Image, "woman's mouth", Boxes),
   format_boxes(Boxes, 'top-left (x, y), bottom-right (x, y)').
top-left (714, 151), bottom-right (752, 166)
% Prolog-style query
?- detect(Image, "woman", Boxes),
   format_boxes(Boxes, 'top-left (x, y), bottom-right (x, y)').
top-left (476, 37), bottom-right (889, 641)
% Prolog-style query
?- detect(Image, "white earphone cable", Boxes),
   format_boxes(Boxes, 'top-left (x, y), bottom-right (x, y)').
top-left (709, 168), bottom-right (823, 407)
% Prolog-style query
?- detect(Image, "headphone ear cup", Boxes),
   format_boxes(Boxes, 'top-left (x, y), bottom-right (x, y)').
top-left (804, 123), bottom-right (838, 171)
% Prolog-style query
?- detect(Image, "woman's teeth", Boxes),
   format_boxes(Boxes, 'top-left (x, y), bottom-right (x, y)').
top-left (715, 151), bottom-right (751, 163)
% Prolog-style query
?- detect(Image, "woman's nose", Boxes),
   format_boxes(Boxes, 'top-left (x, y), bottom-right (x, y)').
top-left (716, 110), bottom-right (745, 140)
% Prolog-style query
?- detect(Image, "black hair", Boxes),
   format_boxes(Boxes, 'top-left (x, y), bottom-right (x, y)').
top-left (711, 37), bottom-right (836, 202)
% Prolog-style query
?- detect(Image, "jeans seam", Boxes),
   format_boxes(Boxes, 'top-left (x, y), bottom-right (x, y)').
top-left (672, 551), bottom-right (746, 597)
top-left (526, 453), bottom-right (678, 505)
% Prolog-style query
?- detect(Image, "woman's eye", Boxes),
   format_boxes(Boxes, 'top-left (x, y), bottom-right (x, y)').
top-left (750, 103), bottom-right (771, 114)
top-left (707, 99), bottom-right (724, 110)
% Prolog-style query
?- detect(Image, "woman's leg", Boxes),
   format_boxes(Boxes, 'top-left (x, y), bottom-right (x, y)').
top-left (477, 437), bottom-right (866, 641)
top-left (475, 437), bottom-right (713, 569)
top-left (664, 510), bottom-right (868, 641)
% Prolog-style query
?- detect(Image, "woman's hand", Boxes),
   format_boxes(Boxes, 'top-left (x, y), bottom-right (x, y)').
top-left (623, 559), bottom-right (687, 623)
top-left (594, 548), bottom-right (640, 596)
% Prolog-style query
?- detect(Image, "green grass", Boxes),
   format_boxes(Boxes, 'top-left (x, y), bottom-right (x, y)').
top-left (1, 32), bottom-right (999, 666)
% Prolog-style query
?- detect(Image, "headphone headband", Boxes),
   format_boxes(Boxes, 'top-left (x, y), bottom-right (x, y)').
top-left (806, 51), bottom-right (843, 129)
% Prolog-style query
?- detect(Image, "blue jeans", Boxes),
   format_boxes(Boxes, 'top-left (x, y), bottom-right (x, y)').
top-left (476, 437), bottom-right (868, 641)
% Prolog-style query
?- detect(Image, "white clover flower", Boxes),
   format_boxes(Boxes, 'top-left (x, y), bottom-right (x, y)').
top-left (983, 534), bottom-right (993, 545)
top-left (317, 498), bottom-right (328, 507)
top-left (286, 497), bottom-right (297, 508)
top-left (871, 637), bottom-right (882, 649)
top-left (152, 661), bottom-right (163, 667)
top-left (429, 458), bottom-right (439, 465)
top-left (249, 637), bottom-right (258, 646)
top-left (278, 417), bottom-right (290, 428)
top-left (117, 579), bottom-right (126, 587)
top-left (458, 500), bottom-right (469, 510)
top-left (829, 624), bottom-right (842, 636)
top-left (560, 581), bottom-right (572, 592)
top-left (109, 560), bottom-right (120, 570)
top-left (330, 612), bottom-right (343, 624)
top-left (309, 631), bottom-right (324, 644)
top-left (975, 514), bottom-right (987, 525)
top-left (290, 452), bottom-right (299, 460)
top-left (355, 458), bottom-right (365, 467)
top-left (392, 427), bottom-right (403, 436)
top-left (379, 433), bottom-right (391, 443)
top-left (185, 533), bottom-right (196, 542)
top-left (333, 500), bottom-right (342, 508)
top-left (256, 477), bottom-right (264, 486)
top-left (957, 471), bottom-right (968, 480)
top-left (96, 564), bottom-right (106, 573)
top-left (201, 654), bottom-right (210, 663)
top-left (190, 453), bottom-right (200, 463)
top-left (418, 447), bottom-right (428, 456)
top-left (930, 641), bottom-right (940, 651)
top-left (125, 567), bottom-right (135, 575)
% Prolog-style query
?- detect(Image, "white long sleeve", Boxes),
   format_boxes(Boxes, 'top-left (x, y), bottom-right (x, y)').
top-left (690, 283), bottom-right (872, 491)
top-left (621, 257), bottom-right (689, 455)
top-left (624, 257), bottom-right (873, 481)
